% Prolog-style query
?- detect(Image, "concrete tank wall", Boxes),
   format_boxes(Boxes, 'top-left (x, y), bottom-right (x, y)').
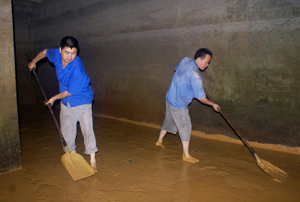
top-left (13, 1), bottom-right (36, 106)
top-left (15, 0), bottom-right (300, 147)
top-left (0, 0), bottom-right (21, 174)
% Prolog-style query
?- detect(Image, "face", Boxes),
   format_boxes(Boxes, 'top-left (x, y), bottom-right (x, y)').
top-left (195, 54), bottom-right (211, 71)
top-left (59, 47), bottom-right (77, 65)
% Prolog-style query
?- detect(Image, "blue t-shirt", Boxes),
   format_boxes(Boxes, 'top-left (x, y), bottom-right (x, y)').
top-left (166, 57), bottom-right (205, 109)
top-left (46, 48), bottom-right (94, 107)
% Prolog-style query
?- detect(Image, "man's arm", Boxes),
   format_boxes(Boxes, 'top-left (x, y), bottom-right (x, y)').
top-left (197, 97), bottom-right (220, 112)
top-left (28, 49), bottom-right (48, 71)
top-left (45, 90), bottom-right (71, 106)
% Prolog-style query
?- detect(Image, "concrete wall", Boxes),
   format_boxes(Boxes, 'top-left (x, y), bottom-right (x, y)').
top-left (0, 0), bottom-right (21, 173)
top-left (15, 0), bottom-right (300, 147)
top-left (13, 1), bottom-right (36, 105)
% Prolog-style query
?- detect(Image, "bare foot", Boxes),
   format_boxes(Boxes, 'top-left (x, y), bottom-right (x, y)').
top-left (182, 153), bottom-right (199, 163)
top-left (91, 161), bottom-right (98, 173)
top-left (155, 140), bottom-right (165, 148)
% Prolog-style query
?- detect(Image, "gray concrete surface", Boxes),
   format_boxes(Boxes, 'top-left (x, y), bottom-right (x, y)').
top-left (13, 0), bottom-right (300, 147)
top-left (0, 0), bottom-right (21, 173)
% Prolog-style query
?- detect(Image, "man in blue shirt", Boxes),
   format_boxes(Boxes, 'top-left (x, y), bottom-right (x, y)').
top-left (156, 48), bottom-right (220, 163)
top-left (28, 36), bottom-right (98, 171)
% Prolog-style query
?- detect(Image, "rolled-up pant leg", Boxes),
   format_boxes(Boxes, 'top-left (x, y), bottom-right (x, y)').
top-left (171, 107), bottom-right (191, 142)
top-left (161, 100), bottom-right (178, 134)
top-left (161, 100), bottom-right (192, 142)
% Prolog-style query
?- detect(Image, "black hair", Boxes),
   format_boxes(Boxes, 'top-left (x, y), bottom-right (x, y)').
top-left (60, 36), bottom-right (79, 50)
top-left (194, 48), bottom-right (213, 60)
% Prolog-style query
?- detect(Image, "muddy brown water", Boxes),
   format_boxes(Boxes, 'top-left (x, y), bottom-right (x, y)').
top-left (0, 104), bottom-right (300, 202)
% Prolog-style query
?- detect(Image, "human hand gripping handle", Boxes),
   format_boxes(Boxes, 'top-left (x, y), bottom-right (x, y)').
top-left (212, 103), bottom-right (221, 112)
top-left (205, 93), bottom-right (221, 112)
top-left (45, 91), bottom-right (71, 106)
top-left (198, 95), bottom-right (221, 112)
top-left (27, 49), bottom-right (48, 71)
top-left (45, 97), bottom-right (55, 106)
top-left (28, 60), bottom-right (36, 71)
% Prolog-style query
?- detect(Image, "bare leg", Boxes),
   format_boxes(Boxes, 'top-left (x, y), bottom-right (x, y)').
top-left (182, 141), bottom-right (199, 163)
top-left (182, 141), bottom-right (190, 157)
top-left (158, 130), bottom-right (167, 142)
top-left (156, 130), bottom-right (167, 148)
top-left (90, 152), bottom-right (97, 172)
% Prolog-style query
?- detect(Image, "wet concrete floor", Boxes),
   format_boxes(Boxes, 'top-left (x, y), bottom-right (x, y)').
top-left (0, 104), bottom-right (300, 202)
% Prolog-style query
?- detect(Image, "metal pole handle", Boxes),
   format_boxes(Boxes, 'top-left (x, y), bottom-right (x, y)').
top-left (32, 69), bottom-right (67, 147)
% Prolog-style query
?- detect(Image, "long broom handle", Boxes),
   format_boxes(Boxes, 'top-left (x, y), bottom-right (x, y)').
top-left (205, 92), bottom-right (260, 159)
top-left (32, 69), bottom-right (67, 147)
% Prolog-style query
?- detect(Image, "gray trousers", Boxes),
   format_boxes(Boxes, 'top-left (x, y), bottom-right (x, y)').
top-left (60, 102), bottom-right (98, 155)
top-left (161, 101), bottom-right (192, 141)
